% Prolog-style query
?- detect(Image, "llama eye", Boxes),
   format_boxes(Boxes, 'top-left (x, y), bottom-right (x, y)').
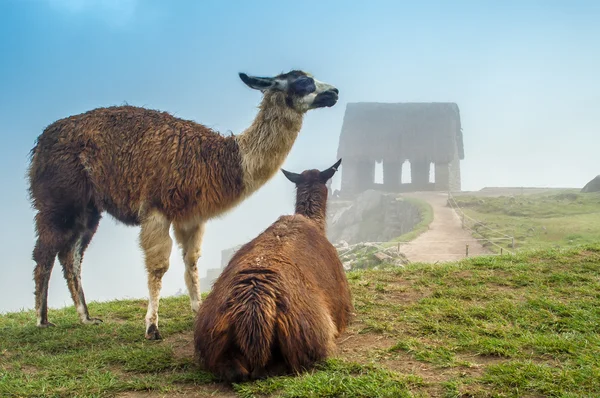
top-left (292, 77), bottom-right (316, 95)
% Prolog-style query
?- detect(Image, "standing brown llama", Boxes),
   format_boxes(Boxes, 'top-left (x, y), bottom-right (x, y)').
top-left (27, 70), bottom-right (339, 340)
top-left (194, 159), bottom-right (354, 382)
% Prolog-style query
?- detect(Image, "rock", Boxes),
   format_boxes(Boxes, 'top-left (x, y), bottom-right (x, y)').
top-left (581, 175), bottom-right (600, 193)
top-left (373, 252), bottom-right (392, 262)
top-left (327, 190), bottom-right (422, 244)
top-left (335, 239), bottom-right (410, 271)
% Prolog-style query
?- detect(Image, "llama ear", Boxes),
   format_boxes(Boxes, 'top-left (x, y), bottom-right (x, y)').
top-left (319, 158), bottom-right (342, 182)
top-left (281, 168), bottom-right (303, 184)
top-left (239, 73), bottom-right (277, 91)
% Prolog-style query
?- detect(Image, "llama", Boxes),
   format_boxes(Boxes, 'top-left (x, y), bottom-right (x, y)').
top-left (27, 70), bottom-right (339, 340)
top-left (194, 159), bottom-right (354, 382)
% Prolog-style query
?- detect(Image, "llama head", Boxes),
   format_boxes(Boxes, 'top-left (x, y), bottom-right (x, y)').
top-left (282, 159), bottom-right (342, 223)
top-left (281, 158), bottom-right (342, 187)
top-left (239, 70), bottom-right (339, 112)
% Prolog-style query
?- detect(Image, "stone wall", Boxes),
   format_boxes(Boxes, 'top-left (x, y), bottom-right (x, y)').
top-left (340, 156), bottom-right (460, 197)
top-left (434, 162), bottom-right (450, 191)
top-left (411, 160), bottom-right (430, 190)
top-left (449, 157), bottom-right (461, 192)
top-left (326, 190), bottom-right (422, 244)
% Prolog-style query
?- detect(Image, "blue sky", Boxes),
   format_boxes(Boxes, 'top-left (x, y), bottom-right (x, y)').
top-left (1, 0), bottom-right (598, 312)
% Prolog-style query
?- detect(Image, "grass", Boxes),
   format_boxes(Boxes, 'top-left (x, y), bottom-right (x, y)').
top-left (454, 191), bottom-right (600, 252)
top-left (235, 359), bottom-right (424, 398)
top-left (0, 298), bottom-right (217, 397)
top-left (1, 244), bottom-right (599, 397)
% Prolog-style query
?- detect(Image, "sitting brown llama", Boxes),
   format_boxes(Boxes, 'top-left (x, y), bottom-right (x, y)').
top-left (194, 159), bottom-right (354, 382)
top-left (27, 70), bottom-right (339, 340)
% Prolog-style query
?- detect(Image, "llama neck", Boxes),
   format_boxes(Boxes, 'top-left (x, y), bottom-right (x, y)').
top-left (295, 187), bottom-right (328, 232)
top-left (237, 93), bottom-right (304, 195)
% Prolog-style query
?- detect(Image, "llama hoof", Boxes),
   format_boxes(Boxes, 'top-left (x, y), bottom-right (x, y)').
top-left (83, 317), bottom-right (103, 325)
top-left (145, 324), bottom-right (162, 340)
top-left (37, 321), bottom-right (56, 328)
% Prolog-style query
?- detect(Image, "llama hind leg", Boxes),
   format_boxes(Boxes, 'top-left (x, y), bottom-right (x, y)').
top-left (276, 300), bottom-right (337, 374)
top-left (33, 238), bottom-right (58, 327)
top-left (58, 207), bottom-right (101, 325)
top-left (174, 221), bottom-right (205, 312)
top-left (140, 211), bottom-right (173, 340)
top-left (33, 210), bottom-right (76, 327)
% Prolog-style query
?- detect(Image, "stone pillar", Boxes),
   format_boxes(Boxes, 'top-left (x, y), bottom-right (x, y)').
top-left (340, 159), bottom-right (360, 195)
top-left (435, 162), bottom-right (450, 191)
top-left (383, 160), bottom-right (402, 191)
top-left (356, 160), bottom-right (375, 192)
top-left (449, 158), bottom-right (461, 192)
top-left (411, 160), bottom-right (430, 190)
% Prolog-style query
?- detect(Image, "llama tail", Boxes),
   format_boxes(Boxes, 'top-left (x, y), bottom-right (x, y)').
top-left (229, 273), bottom-right (278, 370)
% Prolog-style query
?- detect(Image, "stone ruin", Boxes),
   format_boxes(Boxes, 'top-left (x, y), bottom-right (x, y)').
top-left (336, 102), bottom-right (464, 197)
top-left (333, 240), bottom-right (410, 271)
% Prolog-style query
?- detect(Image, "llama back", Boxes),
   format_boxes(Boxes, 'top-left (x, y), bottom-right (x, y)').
top-left (229, 234), bottom-right (339, 374)
top-left (193, 250), bottom-right (281, 381)
top-left (29, 105), bottom-right (246, 222)
top-left (194, 220), bottom-right (342, 381)
top-left (273, 216), bottom-right (354, 334)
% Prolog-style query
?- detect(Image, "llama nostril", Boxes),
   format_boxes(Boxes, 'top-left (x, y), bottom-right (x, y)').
top-left (331, 88), bottom-right (339, 95)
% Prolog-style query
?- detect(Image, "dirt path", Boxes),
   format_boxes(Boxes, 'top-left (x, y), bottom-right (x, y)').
top-left (399, 192), bottom-right (489, 263)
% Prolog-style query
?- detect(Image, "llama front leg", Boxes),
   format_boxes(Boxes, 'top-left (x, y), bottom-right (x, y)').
top-left (174, 221), bottom-right (205, 312)
top-left (140, 211), bottom-right (173, 340)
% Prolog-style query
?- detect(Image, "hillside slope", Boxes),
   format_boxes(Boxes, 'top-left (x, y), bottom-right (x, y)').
top-left (455, 191), bottom-right (600, 252)
top-left (1, 245), bottom-right (599, 397)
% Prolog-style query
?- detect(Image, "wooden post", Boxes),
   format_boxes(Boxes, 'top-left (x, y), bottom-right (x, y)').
top-left (500, 248), bottom-right (504, 255)
top-left (511, 237), bottom-right (515, 249)
top-left (466, 244), bottom-right (469, 257)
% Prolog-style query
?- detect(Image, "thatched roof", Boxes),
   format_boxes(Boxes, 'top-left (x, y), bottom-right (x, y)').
top-left (337, 102), bottom-right (464, 163)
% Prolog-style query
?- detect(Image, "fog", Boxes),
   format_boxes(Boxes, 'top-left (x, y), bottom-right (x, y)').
top-left (0, 0), bottom-right (598, 313)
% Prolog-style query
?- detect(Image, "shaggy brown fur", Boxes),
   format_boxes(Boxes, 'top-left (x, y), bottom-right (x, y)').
top-left (27, 70), bottom-right (339, 339)
top-left (194, 159), bottom-right (353, 382)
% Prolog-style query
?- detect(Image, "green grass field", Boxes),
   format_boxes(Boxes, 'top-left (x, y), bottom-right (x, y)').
top-left (2, 244), bottom-right (599, 397)
top-left (453, 191), bottom-right (600, 252)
